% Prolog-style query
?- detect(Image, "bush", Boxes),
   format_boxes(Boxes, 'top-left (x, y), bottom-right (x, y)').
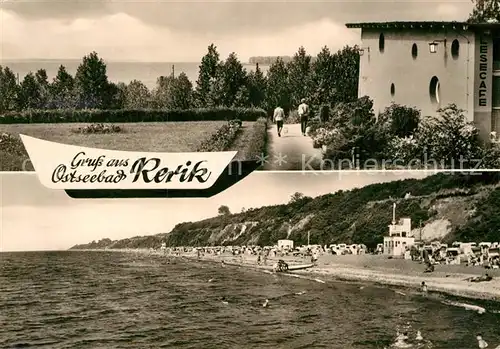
top-left (0, 107), bottom-right (267, 124)
top-left (72, 123), bottom-right (123, 134)
top-left (243, 117), bottom-right (268, 162)
top-left (0, 132), bottom-right (32, 171)
top-left (319, 105), bottom-right (330, 122)
top-left (0, 132), bottom-right (27, 156)
top-left (386, 104), bottom-right (486, 168)
top-left (310, 96), bottom-right (390, 164)
top-left (311, 127), bottom-right (340, 148)
top-left (385, 135), bottom-right (420, 165)
top-left (230, 119), bottom-right (243, 127)
top-left (197, 120), bottom-right (242, 152)
top-left (480, 143), bottom-right (500, 168)
top-left (378, 103), bottom-right (420, 137)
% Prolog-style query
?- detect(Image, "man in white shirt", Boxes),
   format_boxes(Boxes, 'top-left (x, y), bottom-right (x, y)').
top-left (298, 98), bottom-right (309, 136)
top-left (273, 105), bottom-right (285, 137)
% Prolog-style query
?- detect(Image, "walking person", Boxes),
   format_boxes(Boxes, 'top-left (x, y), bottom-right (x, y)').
top-left (273, 105), bottom-right (285, 137)
top-left (298, 98), bottom-right (310, 136)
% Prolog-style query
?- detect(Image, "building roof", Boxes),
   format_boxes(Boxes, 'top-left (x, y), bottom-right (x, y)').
top-left (345, 21), bottom-right (500, 31)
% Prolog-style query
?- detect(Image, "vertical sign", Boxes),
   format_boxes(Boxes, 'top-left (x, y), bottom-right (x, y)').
top-left (474, 33), bottom-right (493, 141)
top-left (479, 37), bottom-right (489, 107)
top-left (475, 34), bottom-right (493, 111)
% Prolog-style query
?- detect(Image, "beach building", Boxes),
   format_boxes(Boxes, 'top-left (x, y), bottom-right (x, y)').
top-left (383, 203), bottom-right (415, 256)
top-left (277, 239), bottom-right (294, 250)
top-left (345, 21), bottom-right (500, 141)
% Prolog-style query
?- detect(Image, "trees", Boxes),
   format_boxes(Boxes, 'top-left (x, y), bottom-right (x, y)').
top-left (17, 73), bottom-right (43, 110)
top-left (49, 65), bottom-right (77, 109)
top-left (0, 66), bottom-right (18, 112)
top-left (124, 80), bottom-right (151, 109)
top-left (218, 205), bottom-right (231, 215)
top-left (332, 46), bottom-right (360, 103)
top-left (170, 73), bottom-right (194, 110)
top-left (0, 44), bottom-right (361, 113)
top-left (211, 52), bottom-right (248, 107)
top-left (35, 69), bottom-right (50, 108)
top-left (74, 51), bottom-right (111, 109)
top-left (153, 74), bottom-right (193, 109)
top-left (265, 57), bottom-right (290, 112)
top-left (287, 46), bottom-right (313, 108)
top-left (195, 44), bottom-right (220, 107)
top-left (468, 0), bottom-right (500, 22)
top-left (247, 63), bottom-right (267, 108)
top-left (310, 46), bottom-right (336, 111)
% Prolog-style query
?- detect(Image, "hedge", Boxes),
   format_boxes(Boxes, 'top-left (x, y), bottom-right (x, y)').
top-left (244, 118), bottom-right (268, 162)
top-left (197, 120), bottom-right (242, 152)
top-left (0, 107), bottom-right (267, 124)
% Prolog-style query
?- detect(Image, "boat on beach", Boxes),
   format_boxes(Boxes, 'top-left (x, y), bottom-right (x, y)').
top-left (287, 263), bottom-right (315, 271)
top-left (273, 260), bottom-right (315, 272)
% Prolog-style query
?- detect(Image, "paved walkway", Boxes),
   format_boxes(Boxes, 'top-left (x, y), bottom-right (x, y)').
top-left (263, 123), bottom-right (323, 171)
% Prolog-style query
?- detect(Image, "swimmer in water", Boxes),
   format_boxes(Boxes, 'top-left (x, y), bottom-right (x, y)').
top-left (220, 296), bottom-right (229, 305)
top-left (394, 332), bottom-right (409, 347)
top-left (415, 331), bottom-right (423, 341)
top-left (421, 281), bottom-right (428, 293)
top-left (263, 299), bottom-right (269, 307)
top-left (477, 334), bottom-right (488, 348)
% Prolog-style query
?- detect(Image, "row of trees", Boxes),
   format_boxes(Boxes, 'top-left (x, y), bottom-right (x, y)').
top-left (0, 44), bottom-right (359, 114)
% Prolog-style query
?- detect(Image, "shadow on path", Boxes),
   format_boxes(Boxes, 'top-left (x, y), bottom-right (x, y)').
top-left (263, 123), bottom-right (323, 171)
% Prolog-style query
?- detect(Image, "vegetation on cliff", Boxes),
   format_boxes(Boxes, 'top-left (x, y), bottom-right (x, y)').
top-left (70, 173), bottom-right (500, 251)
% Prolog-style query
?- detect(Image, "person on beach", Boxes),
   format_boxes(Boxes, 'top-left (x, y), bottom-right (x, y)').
top-left (298, 98), bottom-right (310, 136)
top-left (420, 281), bottom-right (428, 293)
top-left (273, 105), bottom-right (285, 137)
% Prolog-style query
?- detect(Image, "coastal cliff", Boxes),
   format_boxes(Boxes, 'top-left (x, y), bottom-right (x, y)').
top-left (70, 173), bottom-right (500, 250)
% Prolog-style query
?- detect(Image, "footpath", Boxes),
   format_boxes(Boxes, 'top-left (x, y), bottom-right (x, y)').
top-left (263, 123), bottom-right (323, 171)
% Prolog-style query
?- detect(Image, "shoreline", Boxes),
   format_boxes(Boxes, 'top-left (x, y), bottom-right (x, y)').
top-left (71, 249), bottom-right (500, 303)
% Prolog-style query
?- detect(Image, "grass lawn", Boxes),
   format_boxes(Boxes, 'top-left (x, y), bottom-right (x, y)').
top-left (0, 121), bottom-right (227, 152)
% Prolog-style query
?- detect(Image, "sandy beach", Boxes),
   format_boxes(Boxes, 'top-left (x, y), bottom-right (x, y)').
top-left (187, 252), bottom-right (500, 302)
top-left (79, 249), bottom-right (500, 302)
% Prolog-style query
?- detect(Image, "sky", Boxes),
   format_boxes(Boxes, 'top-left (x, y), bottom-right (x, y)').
top-left (0, 171), bottom-right (434, 252)
top-left (0, 0), bottom-right (473, 62)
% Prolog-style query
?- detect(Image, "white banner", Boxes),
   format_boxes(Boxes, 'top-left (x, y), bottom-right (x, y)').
top-left (20, 135), bottom-right (237, 190)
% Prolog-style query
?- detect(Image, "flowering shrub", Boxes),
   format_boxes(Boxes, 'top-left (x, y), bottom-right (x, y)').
top-left (311, 127), bottom-right (340, 148)
top-left (197, 120), bottom-right (242, 152)
top-left (480, 142), bottom-right (500, 168)
top-left (0, 132), bottom-right (32, 171)
top-left (0, 132), bottom-right (26, 156)
top-left (230, 119), bottom-right (242, 127)
top-left (73, 123), bottom-right (123, 134)
top-left (386, 135), bottom-right (420, 163)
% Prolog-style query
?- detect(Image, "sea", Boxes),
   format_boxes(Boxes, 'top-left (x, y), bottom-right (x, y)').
top-left (1, 251), bottom-right (500, 349)
top-left (0, 60), bottom-right (270, 90)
